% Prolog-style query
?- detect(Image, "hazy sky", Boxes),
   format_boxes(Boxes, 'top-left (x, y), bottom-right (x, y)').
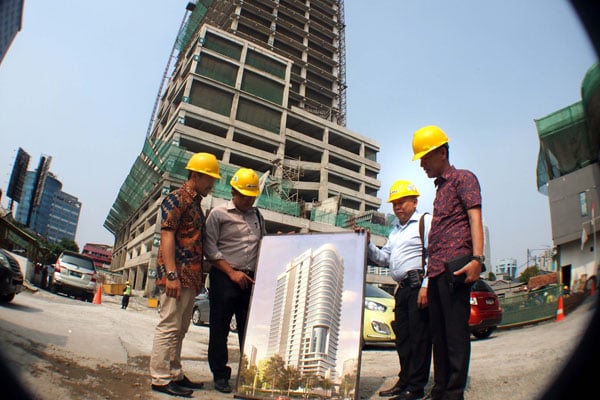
top-left (0, 1), bottom-right (597, 271)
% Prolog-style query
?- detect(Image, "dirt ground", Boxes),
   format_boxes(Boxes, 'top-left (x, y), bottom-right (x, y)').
top-left (1, 287), bottom-right (597, 400)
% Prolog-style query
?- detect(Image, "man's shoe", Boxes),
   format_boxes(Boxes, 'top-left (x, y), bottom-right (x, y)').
top-left (421, 388), bottom-right (443, 400)
top-left (174, 375), bottom-right (204, 390)
top-left (151, 382), bottom-right (193, 397)
top-left (390, 389), bottom-right (425, 400)
top-left (214, 378), bottom-right (233, 393)
top-left (379, 380), bottom-right (406, 397)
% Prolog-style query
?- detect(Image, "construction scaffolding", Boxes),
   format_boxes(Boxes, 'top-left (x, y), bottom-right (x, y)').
top-left (104, 138), bottom-right (392, 237)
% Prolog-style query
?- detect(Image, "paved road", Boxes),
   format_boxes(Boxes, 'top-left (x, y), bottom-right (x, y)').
top-left (0, 287), bottom-right (596, 399)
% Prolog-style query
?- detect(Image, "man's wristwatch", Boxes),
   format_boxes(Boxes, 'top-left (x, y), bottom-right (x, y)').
top-left (166, 271), bottom-right (179, 281)
top-left (471, 255), bottom-right (485, 264)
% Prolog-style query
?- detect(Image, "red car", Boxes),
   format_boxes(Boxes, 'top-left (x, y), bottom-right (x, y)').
top-left (469, 279), bottom-right (503, 339)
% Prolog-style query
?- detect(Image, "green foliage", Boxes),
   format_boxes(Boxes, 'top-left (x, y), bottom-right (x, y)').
top-left (486, 271), bottom-right (497, 281)
top-left (264, 354), bottom-right (287, 389)
top-left (42, 238), bottom-right (79, 264)
top-left (518, 266), bottom-right (541, 283)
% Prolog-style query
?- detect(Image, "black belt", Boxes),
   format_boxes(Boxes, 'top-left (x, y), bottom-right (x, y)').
top-left (396, 269), bottom-right (424, 289)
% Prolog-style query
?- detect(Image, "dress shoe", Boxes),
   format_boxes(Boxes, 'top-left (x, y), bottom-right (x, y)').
top-left (421, 389), bottom-right (443, 400)
top-left (174, 375), bottom-right (204, 389)
top-left (151, 382), bottom-right (193, 397)
top-left (379, 380), bottom-right (406, 397)
top-left (390, 389), bottom-right (425, 400)
top-left (214, 378), bottom-right (233, 393)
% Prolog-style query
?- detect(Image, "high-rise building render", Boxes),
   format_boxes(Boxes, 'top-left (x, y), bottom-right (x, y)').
top-left (105, 0), bottom-right (388, 295)
top-left (266, 243), bottom-right (344, 380)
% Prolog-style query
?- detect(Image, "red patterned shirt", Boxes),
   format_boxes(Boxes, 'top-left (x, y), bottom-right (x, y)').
top-left (156, 181), bottom-right (206, 293)
top-left (427, 166), bottom-right (482, 278)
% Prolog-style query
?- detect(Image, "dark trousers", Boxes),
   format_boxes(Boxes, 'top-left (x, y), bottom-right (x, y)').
top-left (428, 275), bottom-right (471, 400)
top-left (121, 295), bottom-right (129, 309)
top-left (392, 284), bottom-right (432, 392)
top-left (208, 268), bottom-right (252, 381)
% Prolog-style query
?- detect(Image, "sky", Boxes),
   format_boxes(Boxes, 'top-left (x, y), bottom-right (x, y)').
top-left (0, 1), bottom-right (597, 272)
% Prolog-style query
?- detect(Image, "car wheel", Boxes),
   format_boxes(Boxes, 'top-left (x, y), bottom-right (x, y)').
top-left (0, 293), bottom-right (15, 302)
top-left (472, 327), bottom-right (495, 339)
top-left (192, 307), bottom-right (201, 325)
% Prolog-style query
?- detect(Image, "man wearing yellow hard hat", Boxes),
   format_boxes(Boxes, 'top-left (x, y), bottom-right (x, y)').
top-left (204, 167), bottom-right (266, 394)
top-left (412, 125), bottom-right (484, 400)
top-left (121, 280), bottom-right (131, 310)
top-left (150, 152), bottom-right (221, 397)
top-left (368, 180), bottom-right (433, 400)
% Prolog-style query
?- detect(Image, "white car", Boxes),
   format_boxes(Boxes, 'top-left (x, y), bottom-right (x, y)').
top-left (50, 250), bottom-right (97, 302)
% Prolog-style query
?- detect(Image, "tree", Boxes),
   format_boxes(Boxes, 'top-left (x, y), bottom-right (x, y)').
top-left (518, 266), bottom-right (541, 283)
top-left (264, 354), bottom-right (287, 391)
top-left (42, 238), bottom-right (79, 264)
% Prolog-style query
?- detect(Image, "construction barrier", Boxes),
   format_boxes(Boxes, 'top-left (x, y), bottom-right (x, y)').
top-left (93, 284), bottom-right (102, 304)
top-left (148, 298), bottom-right (159, 308)
top-left (556, 295), bottom-right (564, 322)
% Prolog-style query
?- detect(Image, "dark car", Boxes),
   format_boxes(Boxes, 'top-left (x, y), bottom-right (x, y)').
top-left (191, 289), bottom-right (237, 332)
top-left (49, 250), bottom-right (97, 302)
top-left (469, 279), bottom-right (503, 339)
top-left (0, 249), bottom-right (24, 303)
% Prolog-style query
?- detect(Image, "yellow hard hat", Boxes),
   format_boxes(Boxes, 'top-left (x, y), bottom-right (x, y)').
top-left (387, 180), bottom-right (420, 203)
top-left (230, 168), bottom-right (260, 197)
top-left (186, 152), bottom-right (222, 179)
top-left (412, 125), bottom-right (450, 160)
top-left (126, 281), bottom-right (130, 285)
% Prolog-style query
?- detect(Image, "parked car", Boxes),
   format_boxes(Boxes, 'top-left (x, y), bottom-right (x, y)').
top-left (0, 248), bottom-right (24, 303)
top-left (191, 288), bottom-right (237, 332)
top-left (469, 279), bottom-right (503, 339)
top-left (49, 250), bottom-right (97, 302)
top-left (363, 283), bottom-right (396, 344)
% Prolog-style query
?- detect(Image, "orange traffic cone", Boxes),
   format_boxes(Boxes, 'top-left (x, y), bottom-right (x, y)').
top-left (556, 295), bottom-right (564, 322)
top-left (93, 284), bottom-right (102, 304)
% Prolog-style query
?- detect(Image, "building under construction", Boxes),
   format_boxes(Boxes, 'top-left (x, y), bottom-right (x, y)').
top-left (104, 0), bottom-right (393, 294)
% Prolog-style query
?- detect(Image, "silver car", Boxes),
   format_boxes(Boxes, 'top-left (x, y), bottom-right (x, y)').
top-left (50, 250), bottom-right (97, 302)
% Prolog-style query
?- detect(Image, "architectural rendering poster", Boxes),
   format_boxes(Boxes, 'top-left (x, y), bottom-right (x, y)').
top-left (235, 231), bottom-right (368, 400)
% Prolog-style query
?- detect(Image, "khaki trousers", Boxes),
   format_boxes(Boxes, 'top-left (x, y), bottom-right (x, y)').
top-left (149, 287), bottom-right (195, 386)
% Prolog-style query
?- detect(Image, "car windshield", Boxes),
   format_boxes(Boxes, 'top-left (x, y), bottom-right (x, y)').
top-left (60, 253), bottom-right (95, 270)
top-left (471, 280), bottom-right (494, 293)
top-left (365, 284), bottom-right (393, 298)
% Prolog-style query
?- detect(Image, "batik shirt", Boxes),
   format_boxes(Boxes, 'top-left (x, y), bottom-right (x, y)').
top-left (156, 181), bottom-right (205, 293)
top-left (427, 165), bottom-right (482, 278)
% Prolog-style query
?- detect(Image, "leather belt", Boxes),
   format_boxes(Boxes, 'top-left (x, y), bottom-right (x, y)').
top-left (396, 269), bottom-right (424, 289)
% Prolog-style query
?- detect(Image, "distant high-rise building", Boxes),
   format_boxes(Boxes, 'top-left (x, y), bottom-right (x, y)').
top-left (495, 258), bottom-right (518, 280)
top-left (15, 170), bottom-right (81, 243)
top-left (0, 0), bottom-right (24, 64)
top-left (106, 1), bottom-right (387, 296)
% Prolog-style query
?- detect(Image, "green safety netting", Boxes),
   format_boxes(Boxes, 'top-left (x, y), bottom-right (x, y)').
top-left (535, 63), bottom-right (600, 194)
top-left (105, 139), bottom-right (306, 234)
top-left (175, 0), bottom-right (213, 53)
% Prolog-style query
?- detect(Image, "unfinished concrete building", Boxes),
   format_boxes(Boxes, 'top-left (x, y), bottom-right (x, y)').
top-left (104, 0), bottom-right (391, 294)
